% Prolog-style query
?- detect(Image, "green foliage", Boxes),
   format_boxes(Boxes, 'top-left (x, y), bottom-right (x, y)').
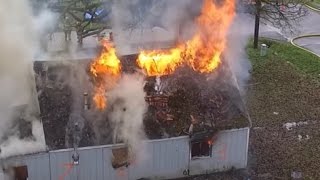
top-left (307, 0), bottom-right (320, 9)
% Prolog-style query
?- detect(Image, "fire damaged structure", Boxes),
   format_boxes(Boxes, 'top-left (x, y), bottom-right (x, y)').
top-left (0, 127), bottom-right (248, 180)
top-left (0, 53), bottom-right (250, 180)
top-left (0, 0), bottom-right (251, 179)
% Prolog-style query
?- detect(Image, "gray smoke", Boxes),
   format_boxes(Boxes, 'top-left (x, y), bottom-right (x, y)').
top-left (107, 73), bottom-right (147, 153)
top-left (111, 0), bottom-right (199, 55)
top-left (0, 0), bottom-right (56, 158)
top-left (225, 13), bottom-right (253, 95)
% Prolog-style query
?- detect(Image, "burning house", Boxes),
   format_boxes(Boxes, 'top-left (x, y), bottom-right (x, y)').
top-left (0, 0), bottom-right (250, 179)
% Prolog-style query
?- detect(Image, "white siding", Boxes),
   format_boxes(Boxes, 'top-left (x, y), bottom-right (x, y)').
top-left (189, 128), bottom-right (249, 175)
top-left (1, 128), bottom-right (249, 180)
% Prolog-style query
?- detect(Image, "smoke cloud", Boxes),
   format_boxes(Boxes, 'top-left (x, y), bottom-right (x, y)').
top-left (225, 13), bottom-right (252, 95)
top-left (111, 0), bottom-right (199, 55)
top-left (107, 73), bottom-right (147, 153)
top-left (0, 0), bottom-right (56, 158)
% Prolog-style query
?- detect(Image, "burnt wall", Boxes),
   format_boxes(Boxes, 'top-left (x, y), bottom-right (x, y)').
top-left (33, 60), bottom-right (95, 150)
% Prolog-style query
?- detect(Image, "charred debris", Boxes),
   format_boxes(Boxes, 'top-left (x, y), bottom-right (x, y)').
top-left (33, 53), bottom-right (248, 150)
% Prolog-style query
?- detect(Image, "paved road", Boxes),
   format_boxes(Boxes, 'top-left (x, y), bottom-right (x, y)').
top-left (245, 7), bottom-right (320, 56)
top-left (293, 36), bottom-right (320, 56)
top-left (291, 9), bottom-right (320, 56)
top-left (294, 9), bottom-right (320, 36)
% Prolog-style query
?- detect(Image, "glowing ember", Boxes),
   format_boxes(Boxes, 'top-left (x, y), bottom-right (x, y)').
top-left (90, 40), bottom-right (121, 110)
top-left (136, 0), bottom-right (235, 76)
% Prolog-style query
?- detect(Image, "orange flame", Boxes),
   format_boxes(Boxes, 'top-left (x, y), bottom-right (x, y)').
top-left (90, 40), bottom-right (121, 109)
top-left (92, 85), bottom-right (107, 109)
top-left (90, 40), bottom-right (121, 77)
top-left (137, 46), bottom-right (184, 76)
top-left (89, 0), bottom-right (236, 109)
top-left (136, 0), bottom-right (235, 76)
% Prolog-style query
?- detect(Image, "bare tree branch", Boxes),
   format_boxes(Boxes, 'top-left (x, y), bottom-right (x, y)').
top-left (49, 0), bottom-right (112, 45)
top-left (259, 0), bottom-right (308, 32)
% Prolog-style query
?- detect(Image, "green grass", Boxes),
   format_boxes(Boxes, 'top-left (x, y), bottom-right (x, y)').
top-left (247, 38), bottom-right (320, 80)
top-left (246, 38), bottom-right (320, 126)
top-left (307, 0), bottom-right (320, 10)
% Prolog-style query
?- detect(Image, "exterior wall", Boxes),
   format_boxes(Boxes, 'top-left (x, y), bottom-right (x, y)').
top-left (0, 128), bottom-right (249, 180)
top-left (128, 136), bottom-right (190, 179)
top-left (1, 153), bottom-right (50, 180)
top-left (189, 128), bottom-right (250, 175)
top-left (49, 148), bottom-right (104, 180)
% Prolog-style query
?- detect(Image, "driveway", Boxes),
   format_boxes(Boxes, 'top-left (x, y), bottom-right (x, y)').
top-left (293, 36), bottom-right (320, 56)
top-left (291, 9), bottom-right (320, 56)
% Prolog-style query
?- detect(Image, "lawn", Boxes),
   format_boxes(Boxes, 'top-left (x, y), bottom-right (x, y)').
top-left (246, 38), bottom-right (320, 127)
top-left (246, 39), bottom-right (320, 179)
top-left (307, 0), bottom-right (320, 9)
top-left (247, 39), bottom-right (320, 80)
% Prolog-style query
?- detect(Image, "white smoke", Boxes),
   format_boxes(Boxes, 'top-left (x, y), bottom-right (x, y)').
top-left (0, 0), bottom-right (56, 158)
top-left (222, 13), bottom-right (253, 126)
top-left (107, 73), bottom-right (147, 153)
top-left (110, 0), bottom-right (195, 55)
top-left (0, 121), bottom-right (46, 158)
top-left (225, 13), bottom-right (252, 95)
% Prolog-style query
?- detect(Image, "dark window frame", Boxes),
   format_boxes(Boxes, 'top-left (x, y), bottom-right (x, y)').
top-left (13, 165), bottom-right (28, 180)
top-left (190, 140), bottom-right (213, 159)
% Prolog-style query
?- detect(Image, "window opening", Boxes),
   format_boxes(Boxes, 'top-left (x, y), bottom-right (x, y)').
top-left (191, 140), bottom-right (212, 158)
top-left (13, 166), bottom-right (28, 180)
top-left (112, 147), bottom-right (130, 169)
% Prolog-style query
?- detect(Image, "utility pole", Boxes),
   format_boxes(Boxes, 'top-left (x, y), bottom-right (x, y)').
top-left (253, 0), bottom-right (261, 49)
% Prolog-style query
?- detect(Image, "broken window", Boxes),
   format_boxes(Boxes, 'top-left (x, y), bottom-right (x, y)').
top-left (112, 147), bottom-right (130, 169)
top-left (13, 166), bottom-right (28, 180)
top-left (190, 129), bottom-right (217, 158)
top-left (191, 140), bottom-right (212, 158)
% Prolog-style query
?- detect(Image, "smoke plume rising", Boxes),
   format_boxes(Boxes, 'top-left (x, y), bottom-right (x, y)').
top-left (0, 0), bottom-right (56, 158)
top-left (107, 73), bottom-right (147, 153)
top-left (110, 0), bottom-right (197, 55)
top-left (225, 13), bottom-right (252, 95)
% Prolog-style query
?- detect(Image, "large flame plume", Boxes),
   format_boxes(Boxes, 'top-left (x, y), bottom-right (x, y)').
top-left (90, 0), bottom-right (235, 109)
top-left (90, 40), bottom-right (121, 110)
top-left (136, 0), bottom-right (236, 76)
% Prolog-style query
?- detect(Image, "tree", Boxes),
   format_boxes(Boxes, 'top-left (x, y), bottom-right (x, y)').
top-left (49, 0), bottom-right (112, 45)
top-left (251, 0), bottom-right (308, 48)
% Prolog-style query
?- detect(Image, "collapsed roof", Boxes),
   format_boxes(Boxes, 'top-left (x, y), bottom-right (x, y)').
top-left (33, 51), bottom-right (248, 151)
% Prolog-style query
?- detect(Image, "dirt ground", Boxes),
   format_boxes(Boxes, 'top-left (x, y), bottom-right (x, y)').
top-left (247, 54), bottom-right (320, 179)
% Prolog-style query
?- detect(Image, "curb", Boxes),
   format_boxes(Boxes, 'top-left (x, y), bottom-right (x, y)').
top-left (290, 34), bottom-right (320, 58)
top-left (305, 4), bottom-right (320, 12)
